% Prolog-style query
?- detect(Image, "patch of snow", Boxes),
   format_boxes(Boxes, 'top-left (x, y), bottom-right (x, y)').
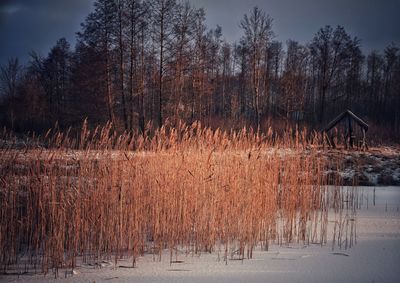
top-left (365, 165), bottom-right (374, 173)
top-left (339, 168), bottom-right (355, 180)
top-left (393, 168), bottom-right (400, 182)
top-left (363, 171), bottom-right (379, 185)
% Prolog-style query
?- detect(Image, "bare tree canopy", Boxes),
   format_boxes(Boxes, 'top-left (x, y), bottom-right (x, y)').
top-left (0, 1), bottom-right (399, 139)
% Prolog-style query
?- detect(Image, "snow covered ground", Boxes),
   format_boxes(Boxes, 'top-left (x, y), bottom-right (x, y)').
top-left (320, 147), bottom-right (400, 186)
top-left (2, 186), bottom-right (400, 283)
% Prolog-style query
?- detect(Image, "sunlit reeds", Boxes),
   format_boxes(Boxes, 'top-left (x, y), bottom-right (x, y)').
top-left (0, 121), bottom-right (356, 276)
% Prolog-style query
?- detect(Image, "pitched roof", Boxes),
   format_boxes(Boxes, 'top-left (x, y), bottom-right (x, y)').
top-left (323, 110), bottom-right (368, 132)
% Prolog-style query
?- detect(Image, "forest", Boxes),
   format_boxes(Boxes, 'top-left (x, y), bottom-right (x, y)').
top-left (0, 0), bottom-right (399, 136)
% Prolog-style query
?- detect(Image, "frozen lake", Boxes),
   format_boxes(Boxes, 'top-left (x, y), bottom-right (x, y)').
top-left (3, 187), bottom-right (400, 283)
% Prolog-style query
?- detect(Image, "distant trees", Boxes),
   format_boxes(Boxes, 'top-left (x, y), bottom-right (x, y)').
top-left (0, 58), bottom-right (22, 129)
top-left (365, 45), bottom-right (400, 129)
top-left (310, 26), bottom-right (353, 123)
top-left (0, 2), bottom-right (399, 137)
top-left (77, 0), bottom-right (117, 125)
top-left (42, 38), bottom-right (72, 126)
top-left (281, 40), bottom-right (308, 124)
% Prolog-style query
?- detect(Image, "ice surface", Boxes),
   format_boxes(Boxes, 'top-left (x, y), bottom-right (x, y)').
top-left (2, 186), bottom-right (400, 283)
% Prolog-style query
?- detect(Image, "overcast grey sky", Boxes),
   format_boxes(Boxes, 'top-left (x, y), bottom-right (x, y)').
top-left (0, 0), bottom-right (94, 64)
top-left (1, 0), bottom-right (400, 65)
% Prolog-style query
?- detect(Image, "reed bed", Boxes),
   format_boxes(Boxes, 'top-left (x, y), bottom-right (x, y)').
top-left (0, 121), bottom-right (356, 276)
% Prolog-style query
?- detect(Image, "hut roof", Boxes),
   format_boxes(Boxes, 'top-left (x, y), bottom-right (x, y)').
top-left (323, 110), bottom-right (368, 132)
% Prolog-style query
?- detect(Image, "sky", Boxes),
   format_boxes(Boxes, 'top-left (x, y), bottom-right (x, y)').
top-left (0, 0), bottom-right (94, 65)
top-left (1, 0), bottom-right (400, 65)
top-left (191, 0), bottom-right (400, 50)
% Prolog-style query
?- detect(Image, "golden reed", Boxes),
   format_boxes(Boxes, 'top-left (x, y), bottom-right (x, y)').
top-left (0, 121), bottom-right (353, 276)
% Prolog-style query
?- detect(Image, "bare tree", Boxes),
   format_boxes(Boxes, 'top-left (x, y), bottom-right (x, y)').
top-left (151, 0), bottom-right (177, 127)
top-left (42, 38), bottom-right (72, 126)
top-left (0, 58), bottom-right (22, 129)
top-left (78, 0), bottom-right (117, 125)
top-left (189, 7), bottom-right (206, 123)
top-left (240, 6), bottom-right (273, 127)
top-left (171, 1), bottom-right (195, 122)
top-left (126, 0), bottom-right (148, 132)
top-left (310, 25), bottom-right (352, 123)
top-left (281, 40), bottom-right (308, 124)
top-left (115, 0), bottom-right (128, 130)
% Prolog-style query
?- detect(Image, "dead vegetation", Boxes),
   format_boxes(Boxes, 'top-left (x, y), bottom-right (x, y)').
top-left (0, 121), bottom-right (358, 276)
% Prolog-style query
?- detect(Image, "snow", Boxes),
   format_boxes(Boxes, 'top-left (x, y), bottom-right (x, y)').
top-left (363, 170), bottom-right (380, 185)
top-left (339, 167), bottom-right (356, 180)
top-left (2, 186), bottom-right (400, 283)
top-left (319, 147), bottom-right (400, 186)
top-left (393, 168), bottom-right (400, 182)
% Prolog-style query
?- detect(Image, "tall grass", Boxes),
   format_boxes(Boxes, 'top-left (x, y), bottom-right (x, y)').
top-left (0, 121), bottom-right (354, 276)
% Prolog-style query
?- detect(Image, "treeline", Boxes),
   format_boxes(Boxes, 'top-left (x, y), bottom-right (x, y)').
top-left (0, 0), bottom-right (399, 135)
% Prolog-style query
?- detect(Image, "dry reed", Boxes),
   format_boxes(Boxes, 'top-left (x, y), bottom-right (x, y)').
top-left (0, 121), bottom-right (356, 276)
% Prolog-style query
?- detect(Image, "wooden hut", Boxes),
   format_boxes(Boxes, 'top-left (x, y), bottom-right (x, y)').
top-left (322, 110), bottom-right (368, 150)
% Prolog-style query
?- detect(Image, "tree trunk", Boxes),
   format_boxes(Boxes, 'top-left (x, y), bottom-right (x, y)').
top-left (119, 5), bottom-right (128, 130)
top-left (139, 26), bottom-right (145, 134)
top-left (158, 11), bottom-right (164, 128)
